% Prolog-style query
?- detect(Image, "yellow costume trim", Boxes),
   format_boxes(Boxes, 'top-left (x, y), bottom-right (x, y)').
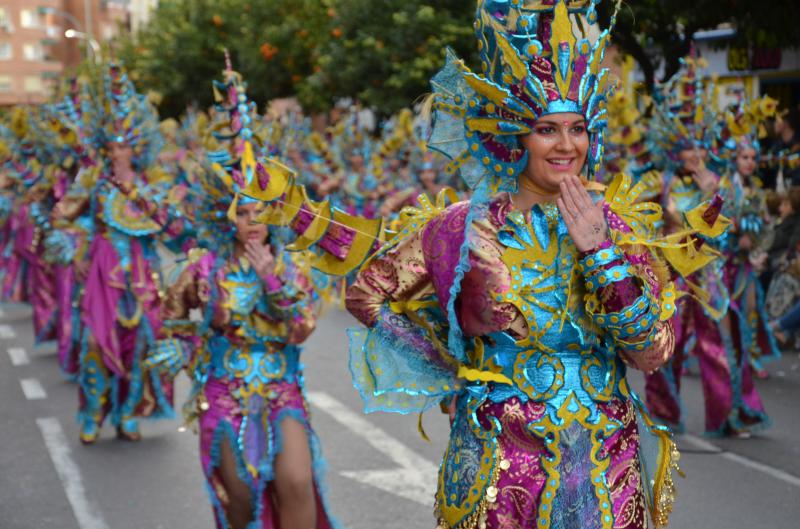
top-left (107, 188), bottom-right (162, 234)
top-left (456, 365), bottom-right (513, 386)
top-left (637, 405), bottom-right (683, 529)
top-left (531, 394), bottom-right (619, 529)
top-left (117, 298), bottom-right (143, 329)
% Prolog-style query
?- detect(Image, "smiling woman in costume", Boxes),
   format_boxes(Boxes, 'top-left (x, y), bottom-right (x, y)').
top-left (345, 1), bottom-right (690, 528)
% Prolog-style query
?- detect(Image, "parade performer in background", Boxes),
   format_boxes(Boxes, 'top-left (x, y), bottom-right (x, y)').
top-left (146, 61), bottom-right (340, 529)
top-left (645, 57), bottom-right (770, 437)
top-left (343, 1), bottom-right (717, 527)
top-left (56, 63), bottom-right (188, 444)
top-left (0, 119), bottom-right (27, 303)
top-left (713, 93), bottom-right (782, 376)
top-left (42, 77), bottom-right (97, 375)
top-left (1, 108), bottom-right (58, 344)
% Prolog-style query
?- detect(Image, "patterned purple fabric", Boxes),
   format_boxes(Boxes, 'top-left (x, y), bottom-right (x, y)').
top-left (1, 206), bottom-right (31, 302)
top-left (646, 273), bottom-right (768, 435)
top-left (476, 398), bottom-right (647, 529)
top-left (82, 235), bottom-right (162, 375)
top-left (54, 263), bottom-right (78, 374)
top-left (198, 377), bottom-right (335, 529)
top-left (13, 205), bottom-right (56, 342)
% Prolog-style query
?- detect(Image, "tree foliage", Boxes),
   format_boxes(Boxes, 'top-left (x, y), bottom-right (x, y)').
top-left (118, 0), bottom-right (333, 117)
top-left (308, 0), bottom-right (477, 116)
top-left (118, 0), bottom-right (799, 116)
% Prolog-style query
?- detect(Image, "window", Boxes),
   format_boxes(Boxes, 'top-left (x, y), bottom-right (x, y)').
top-left (24, 75), bottom-right (43, 93)
top-left (0, 75), bottom-right (12, 93)
top-left (0, 42), bottom-right (11, 60)
top-left (20, 9), bottom-right (43, 29)
top-left (23, 43), bottom-right (43, 61)
top-left (0, 8), bottom-right (9, 28)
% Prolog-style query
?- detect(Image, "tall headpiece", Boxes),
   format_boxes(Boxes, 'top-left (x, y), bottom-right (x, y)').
top-left (203, 55), bottom-right (295, 221)
top-left (85, 62), bottom-right (162, 171)
top-left (714, 91), bottom-right (778, 160)
top-left (650, 55), bottom-right (718, 169)
top-left (39, 76), bottom-right (91, 169)
top-left (3, 107), bottom-right (47, 188)
top-left (428, 0), bottom-right (617, 192)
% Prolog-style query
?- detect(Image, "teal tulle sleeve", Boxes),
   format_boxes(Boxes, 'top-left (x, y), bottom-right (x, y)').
top-left (348, 304), bottom-right (461, 415)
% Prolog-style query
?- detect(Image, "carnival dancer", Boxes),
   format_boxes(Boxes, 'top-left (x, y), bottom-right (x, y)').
top-left (645, 57), bottom-right (771, 437)
top-left (1, 108), bottom-right (58, 344)
top-left (0, 124), bottom-right (18, 298)
top-left (145, 62), bottom-right (340, 529)
top-left (713, 94), bottom-right (782, 376)
top-left (41, 78), bottom-right (97, 375)
top-left (59, 63), bottom-right (186, 444)
top-left (344, 2), bottom-right (704, 528)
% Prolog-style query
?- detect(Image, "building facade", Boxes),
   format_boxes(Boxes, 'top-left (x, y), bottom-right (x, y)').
top-left (0, 0), bottom-right (128, 106)
top-left (694, 30), bottom-right (800, 114)
top-left (0, 0), bottom-right (63, 105)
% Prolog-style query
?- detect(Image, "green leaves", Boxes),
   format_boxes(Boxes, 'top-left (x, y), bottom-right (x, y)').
top-left (116, 0), bottom-right (478, 117)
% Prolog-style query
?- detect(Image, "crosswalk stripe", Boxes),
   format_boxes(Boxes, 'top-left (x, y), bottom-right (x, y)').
top-left (20, 378), bottom-right (47, 400)
top-left (682, 433), bottom-right (800, 488)
top-left (37, 418), bottom-right (109, 529)
top-left (308, 391), bottom-right (438, 505)
top-left (0, 323), bottom-right (16, 339)
top-left (8, 346), bottom-right (30, 366)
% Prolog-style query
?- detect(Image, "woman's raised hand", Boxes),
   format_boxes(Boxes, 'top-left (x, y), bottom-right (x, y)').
top-left (245, 240), bottom-right (276, 280)
top-left (556, 175), bottom-right (609, 253)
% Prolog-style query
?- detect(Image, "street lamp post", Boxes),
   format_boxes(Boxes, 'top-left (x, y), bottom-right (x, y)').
top-left (37, 5), bottom-right (98, 63)
top-left (64, 29), bottom-right (100, 63)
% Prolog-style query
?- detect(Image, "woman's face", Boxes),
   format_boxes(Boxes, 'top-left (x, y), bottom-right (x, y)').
top-left (735, 146), bottom-right (757, 178)
top-left (678, 148), bottom-right (707, 174)
top-left (233, 201), bottom-right (267, 246)
top-left (519, 113), bottom-right (589, 194)
top-left (107, 141), bottom-right (133, 168)
top-left (419, 168), bottom-right (436, 188)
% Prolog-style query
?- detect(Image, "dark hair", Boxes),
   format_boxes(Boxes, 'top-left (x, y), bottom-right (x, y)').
top-left (788, 187), bottom-right (800, 212)
top-left (765, 190), bottom-right (782, 216)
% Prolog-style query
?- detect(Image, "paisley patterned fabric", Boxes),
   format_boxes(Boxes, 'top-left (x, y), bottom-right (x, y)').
top-left (347, 188), bottom-right (679, 529)
top-left (158, 249), bottom-right (340, 529)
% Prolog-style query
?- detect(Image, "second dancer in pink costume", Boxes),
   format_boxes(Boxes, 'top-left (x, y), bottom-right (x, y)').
top-left (59, 63), bottom-right (189, 443)
top-left (146, 63), bottom-right (340, 529)
top-left (645, 57), bottom-right (772, 437)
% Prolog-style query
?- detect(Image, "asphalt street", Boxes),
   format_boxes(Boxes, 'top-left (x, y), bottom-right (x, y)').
top-left (1, 304), bottom-right (799, 529)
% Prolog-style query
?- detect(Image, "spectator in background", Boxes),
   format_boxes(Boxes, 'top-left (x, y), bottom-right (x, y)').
top-left (768, 187), bottom-right (800, 271)
top-left (772, 108), bottom-right (800, 189)
top-left (770, 238), bottom-right (800, 344)
top-left (765, 189), bottom-right (800, 329)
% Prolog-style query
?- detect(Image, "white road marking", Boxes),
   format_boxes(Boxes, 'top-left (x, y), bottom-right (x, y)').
top-left (308, 391), bottom-right (438, 505)
top-left (7, 346), bottom-right (30, 366)
top-left (680, 434), bottom-right (721, 453)
top-left (682, 434), bottom-right (800, 488)
top-left (721, 451), bottom-right (800, 488)
top-left (37, 418), bottom-right (109, 529)
top-left (20, 378), bottom-right (47, 400)
top-left (0, 323), bottom-right (16, 338)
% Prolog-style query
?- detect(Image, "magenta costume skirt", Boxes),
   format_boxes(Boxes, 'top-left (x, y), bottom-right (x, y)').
top-left (645, 266), bottom-right (770, 436)
top-left (198, 376), bottom-right (340, 529)
top-left (436, 396), bottom-right (650, 529)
